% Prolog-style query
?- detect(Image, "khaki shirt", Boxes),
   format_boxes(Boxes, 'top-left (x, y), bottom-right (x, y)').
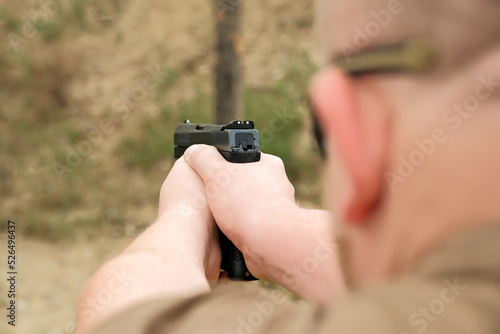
top-left (89, 223), bottom-right (500, 334)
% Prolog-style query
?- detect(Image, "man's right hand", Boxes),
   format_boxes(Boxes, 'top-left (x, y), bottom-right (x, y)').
top-left (184, 144), bottom-right (345, 305)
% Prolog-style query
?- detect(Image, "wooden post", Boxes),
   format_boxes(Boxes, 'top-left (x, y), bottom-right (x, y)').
top-left (214, 0), bottom-right (243, 124)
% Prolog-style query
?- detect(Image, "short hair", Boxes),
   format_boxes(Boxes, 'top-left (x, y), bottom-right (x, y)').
top-left (317, 0), bottom-right (500, 73)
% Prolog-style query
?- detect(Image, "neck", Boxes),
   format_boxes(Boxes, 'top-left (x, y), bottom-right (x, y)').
top-left (384, 109), bottom-right (500, 277)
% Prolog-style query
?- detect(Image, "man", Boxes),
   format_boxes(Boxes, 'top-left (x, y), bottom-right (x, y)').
top-left (77, 0), bottom-right (500, 333)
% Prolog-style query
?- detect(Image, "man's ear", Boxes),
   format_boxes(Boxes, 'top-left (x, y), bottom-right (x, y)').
top-left (310, 68), bottom-right (390, 223)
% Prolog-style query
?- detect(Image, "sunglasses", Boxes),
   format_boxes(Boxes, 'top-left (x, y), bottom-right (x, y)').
top-left (310, 40), bottom-right (437, 158)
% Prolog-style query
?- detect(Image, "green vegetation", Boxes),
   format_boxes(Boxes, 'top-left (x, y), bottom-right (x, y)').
top-left (114, 54), bottom-right (323, 205)
top-left (114, 93), bottom-right (212, 170)
top-left (4, 59), bottom-right (322, 240)
top-left (34, 20), bottom-right (61, 42)
top-left (0, 7), bottom-right (21, 32)
top-left (1, 0), bottom-right (322, 240)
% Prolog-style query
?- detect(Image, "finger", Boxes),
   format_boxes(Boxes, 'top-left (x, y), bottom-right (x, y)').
top-left (184, 144), bottom-right (228, 183)
top-left (173, 155), bottom-right (187, 166)
top-left (168, 156), bottom-right (200, 181)
top-left (216, 272), bottom-right (230, 286)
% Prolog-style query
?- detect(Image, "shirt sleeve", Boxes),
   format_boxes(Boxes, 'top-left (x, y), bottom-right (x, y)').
top-left (85, 274), bottom-right (497, 334)
top-left (84, 224), bottom-right (500, 334)
top-left (84, 281), bottom-right (410, 334)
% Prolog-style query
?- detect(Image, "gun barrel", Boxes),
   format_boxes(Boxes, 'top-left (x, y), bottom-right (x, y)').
top-left (174, 120), bottom-right (261, 163)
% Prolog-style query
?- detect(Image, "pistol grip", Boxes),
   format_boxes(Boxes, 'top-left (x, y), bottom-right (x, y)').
top-left (219, 231), bottom-right (256, 281)
top-left (173, 120), bottom-right (260, 281)
top-left (218, 151), bottom-right (259, 281)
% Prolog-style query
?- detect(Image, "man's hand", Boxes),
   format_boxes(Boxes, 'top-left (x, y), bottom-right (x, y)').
top-left (77, 157), bottom-right (220, 333)
top-left (156, 157), bottom-right (222, 285)
top-left (184, 145), bottom-right (345, 304)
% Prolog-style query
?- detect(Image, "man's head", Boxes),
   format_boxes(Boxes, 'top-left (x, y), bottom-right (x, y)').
top-left (310, 0), bottom-right (500, 287)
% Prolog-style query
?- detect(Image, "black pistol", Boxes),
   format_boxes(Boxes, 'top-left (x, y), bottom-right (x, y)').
top-left (174, 120), bottom-right (260, 281)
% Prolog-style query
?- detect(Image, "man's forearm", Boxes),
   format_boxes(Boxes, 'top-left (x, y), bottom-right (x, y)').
top-left (77, 213), bottom-right (212, 333)
top-left (256, 207), bottom-right (345, 305)
top-left (289, 208), bottom-right (345, 304)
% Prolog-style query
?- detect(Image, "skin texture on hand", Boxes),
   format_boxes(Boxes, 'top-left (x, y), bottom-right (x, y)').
top-left (77, 157), bottom-right (220, 334)
top-left (77, 148), bottom-right (346, 334)
top-left (184, 145), bottom-right (346, 304)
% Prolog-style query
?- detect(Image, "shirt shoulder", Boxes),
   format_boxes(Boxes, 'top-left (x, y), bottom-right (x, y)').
top-left (85, 278), bottom-right (461, 334)
top-left (87, 223), bottom-right (500, 334)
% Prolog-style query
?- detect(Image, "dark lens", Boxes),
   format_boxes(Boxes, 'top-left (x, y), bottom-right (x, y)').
top-left (307, 98), bottom-right (326, 159)
top-left (312, 116), bottom-right (326, 159)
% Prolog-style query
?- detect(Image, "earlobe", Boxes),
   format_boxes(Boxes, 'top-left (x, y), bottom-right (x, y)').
top-left (310, 68), bottom-right (389, 223)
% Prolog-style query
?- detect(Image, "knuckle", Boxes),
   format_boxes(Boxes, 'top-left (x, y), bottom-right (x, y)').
top-left (271, 156), bottom-right (285, 169)
top-left (186, 144), bottom-right (202, 161)
top-left (191, 144), bottom-right (216, 161)
top-left (188, 145), bottom-right (226, 179)
top-left (171, 158), bottom-right (190, 176)
top-left (262, 153), bottom-right (285, 169)
top-left (173, 156), bottom-right (186, 167)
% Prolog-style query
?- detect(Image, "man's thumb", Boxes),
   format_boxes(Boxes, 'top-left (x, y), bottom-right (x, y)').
top-left (184, 144), bottom-right (227, 181)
